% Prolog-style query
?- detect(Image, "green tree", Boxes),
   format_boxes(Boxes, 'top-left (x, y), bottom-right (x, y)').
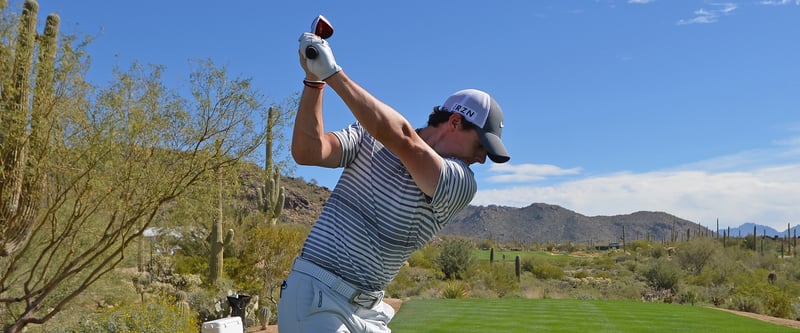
top-left (675, 238), bottom-right (719, 275)
top-left (436, 238), bottom-right (476, 280)
top-left (644, 257), bottom-right (681, 292)
top-left (238, 223), bottom-right (307, 306)
top-left (0, 3), bottom-right (264, 329)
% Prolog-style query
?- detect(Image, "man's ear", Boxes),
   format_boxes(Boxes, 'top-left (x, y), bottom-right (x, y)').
top-left (449, 113), bottom-right (462, 130)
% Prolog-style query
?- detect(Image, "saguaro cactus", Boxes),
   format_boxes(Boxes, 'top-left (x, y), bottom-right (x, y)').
top-left (175, 291), bottom-right (191, 317)
top-left (209, 224), bottom-right (234, 285)
top-left (258, 107), bottom-right (284, 226)
top-left (209, 172), bottom-right (234, 285)
top-left (258, 306), bottom-right (271, 330)
top-left (258, 168), bottom-right (284, 226)
top-left (0, 0), bottom-right (58, 257)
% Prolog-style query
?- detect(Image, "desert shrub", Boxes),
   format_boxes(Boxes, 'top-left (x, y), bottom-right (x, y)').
top-left (763, 288), bottom-right (793, 318)
top-left (531, 264), bottom-right (564, 280)
top-left (740, 252), bottom-right (783, 272)
top-left (556, 242), bottom-right (580, 253)
top-left (163, 274), bottom-right (203, 291)
top-left (174, 254), bottom-right (209, 277)
top-left (641, 288), bottom-right (674, 303)
top-left (643, 258), bottom-right (681, 292)
top-left (572, 270), bottom-right (590, 279)
top-left (472, 263), bottom-right (519, 298)
top-left (436, 237), bottom-right (476, 280)
top-left (407, 243), bottom-right (440, 269)
top-left (623, 259), bottom-right (638, 273)
top-left (792, 301), bottom-right (800, 321)
top-left (386, 266), bottom-right (440, 298)
top-left (706, 284), bottom-right (733, 306)
top-left (628, 240), bottom-right (652, 254)
top-left (189, 289), bottom-right (228, 322)
top-left (519, 254), bottom-right (564, 280)
top-left (676, 285), bottom-right (701, 305)
top-left (548, 254), bottom-right (575, 267)
top-left (575, 258), bottom-right (590, 268)
top-left (441, 279), bottom-right (470, 299)
top-left (734, 282), bottom-right (793, 318)
top-left (729, 294), bottom-right (763, 314)
top-left (592, 255), bottom-right (616, 271)
top-left (614, 253), bottom-right (634, 264)
top-left (221, 256), bottom-right (244, 278)
top-left (476, 239), bottom-right (495, 250)
top-left (784, 257), bottom-right (800, 281)
top-left (519, 255), bottom-right (542, 272)
top-left (576, 294), bottom-right (598, 300)
top-left (59, 296), bottom-right (198, 333)
top-left (649, 244), bottom-right (668, 259)
top-left (147, 253), bottom-right (175, 280)
top-left (688, 249), bottom-right (740, 286)
top-left (675, 238), bottom-right (719, 275)
top-left (600, 279), bottom-right (646, 301)
top-left (517, 277), bottom-right (565, 300)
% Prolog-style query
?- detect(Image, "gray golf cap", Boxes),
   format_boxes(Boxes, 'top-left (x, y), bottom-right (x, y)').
top-left (440, 89), bottom-right (510, 163)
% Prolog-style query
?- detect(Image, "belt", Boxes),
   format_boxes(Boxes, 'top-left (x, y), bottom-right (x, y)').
top-left (293, 257), bottom-right (384, 309)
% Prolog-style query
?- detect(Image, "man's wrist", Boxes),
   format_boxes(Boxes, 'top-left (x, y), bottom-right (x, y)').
top-left (303, 79), bottom-right (325, 89)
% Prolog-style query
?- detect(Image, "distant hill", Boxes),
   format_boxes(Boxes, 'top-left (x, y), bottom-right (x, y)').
top-left (439, 203), bottom-right (707, 243)
top-left (727, 223), bottom-right (800, 238)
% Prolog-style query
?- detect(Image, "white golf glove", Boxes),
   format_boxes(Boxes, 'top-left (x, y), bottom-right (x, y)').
top-left (298, 32), bottom-right (342, 81)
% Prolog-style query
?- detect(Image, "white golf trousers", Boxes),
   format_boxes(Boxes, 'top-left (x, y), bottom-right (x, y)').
top-left (277, 266), bottom-right (395, 333)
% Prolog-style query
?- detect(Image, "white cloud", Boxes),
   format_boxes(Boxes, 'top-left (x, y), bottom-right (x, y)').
top-left (474, 139), bottom-right (800, 230)
top-left (677, 3), bottom-right (737, 25)
top-left (473, 164), bottom-right (800, 230)
top-left (628, 0), bottom-right (655, 3)
top-left (759, 0), bottom-right (800, 5)
top-left (485, 163), bottom-right (581, 183)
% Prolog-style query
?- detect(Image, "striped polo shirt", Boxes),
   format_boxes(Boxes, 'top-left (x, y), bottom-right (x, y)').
top-left (300, 122), bottom-right (477, 292)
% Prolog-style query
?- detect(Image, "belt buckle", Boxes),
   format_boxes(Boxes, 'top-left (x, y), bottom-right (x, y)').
top-left (350, 290), bottom-right (382, 309)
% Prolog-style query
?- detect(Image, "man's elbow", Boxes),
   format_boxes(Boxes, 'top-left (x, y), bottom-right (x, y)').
top-left (291, 147), bottom-right (317, 166)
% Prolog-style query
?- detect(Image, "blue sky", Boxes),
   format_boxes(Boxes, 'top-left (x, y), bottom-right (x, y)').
top-left (24, 0), bottom-right (800, 230)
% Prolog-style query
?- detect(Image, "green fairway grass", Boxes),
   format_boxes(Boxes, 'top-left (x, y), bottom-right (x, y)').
top-left (389, 298), bottom-right (799, 333)
top-left (474, 249), bottom-right (572, 263)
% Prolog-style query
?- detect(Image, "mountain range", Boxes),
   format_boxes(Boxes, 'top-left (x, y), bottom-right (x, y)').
top-left (277, 175), bottom-right (792, 243)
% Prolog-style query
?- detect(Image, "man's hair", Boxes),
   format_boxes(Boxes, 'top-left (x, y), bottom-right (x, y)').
top-left (427, 106), bottom-right (478, 130)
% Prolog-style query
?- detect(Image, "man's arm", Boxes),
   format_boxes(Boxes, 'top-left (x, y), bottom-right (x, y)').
top-left (296, 32), bottom-right (443, 195)
top-left (290, 83), bottom-right (342, 168)
top-left (325, 71), bottom-right (442, 196)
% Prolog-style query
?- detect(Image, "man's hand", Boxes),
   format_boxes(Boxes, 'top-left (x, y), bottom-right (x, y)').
top-left (298, 32), bottom-right (341, 81)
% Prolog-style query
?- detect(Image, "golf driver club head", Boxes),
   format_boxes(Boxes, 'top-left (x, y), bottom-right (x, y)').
top-left (305, 15), bottom-right (333, 59)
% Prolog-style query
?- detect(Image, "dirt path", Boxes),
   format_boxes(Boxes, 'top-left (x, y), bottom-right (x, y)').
top-left (713, 307), bottom-right (800, 329)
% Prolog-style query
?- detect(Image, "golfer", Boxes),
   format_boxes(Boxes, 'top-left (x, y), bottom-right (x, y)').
top-left (277, 31), bottom-right (511, 333)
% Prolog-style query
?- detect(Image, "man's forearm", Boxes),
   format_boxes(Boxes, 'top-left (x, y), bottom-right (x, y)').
top-left (326, 71), bottom-right (415, 150)
top-left (326, 70), bottom-right (442, 196)
top-left (291, 85), bottom-right (329, 166)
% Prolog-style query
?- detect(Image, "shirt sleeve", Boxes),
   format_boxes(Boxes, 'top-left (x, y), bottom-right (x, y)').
top-left (430, 157), bottom-right (477, 222)
top-left (331, 122), bottom-right (364, 168)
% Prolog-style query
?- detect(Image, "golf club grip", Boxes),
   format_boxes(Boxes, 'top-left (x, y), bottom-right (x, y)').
top-left (305, 45), bottom-right (319, 59)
